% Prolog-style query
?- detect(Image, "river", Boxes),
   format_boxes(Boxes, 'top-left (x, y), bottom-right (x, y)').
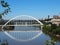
top-left (0, 26), bottom-right (60, 45)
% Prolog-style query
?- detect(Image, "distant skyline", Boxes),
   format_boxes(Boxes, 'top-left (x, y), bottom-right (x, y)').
top-left (1, 0), bottom-right (60, 19)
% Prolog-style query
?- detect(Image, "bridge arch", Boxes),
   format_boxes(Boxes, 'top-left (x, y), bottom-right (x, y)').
top-left (2, 15), bottom-right (43, 41)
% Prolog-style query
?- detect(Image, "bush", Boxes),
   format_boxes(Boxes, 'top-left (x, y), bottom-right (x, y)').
top-left (3, 26), bottom-right (14, 30)
top-left (51, 24), bottom-right (57, 30)
top-left (43, 24), bottom-right (60, 35)
top-left (55, 27), bottom-right (60, 34)
top-left (43, 25), bottom-right (51, 31)
top-left (52, 26), bottom-right (60, 35)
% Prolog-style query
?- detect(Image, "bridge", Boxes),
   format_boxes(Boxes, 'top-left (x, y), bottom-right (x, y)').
top-left (1, 19), bottom-right (43, 30)
top-left (2, 15), bottom-right (43, 41)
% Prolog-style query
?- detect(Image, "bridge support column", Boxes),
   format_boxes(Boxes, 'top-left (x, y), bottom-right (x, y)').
top-left (41, 25), bottom-right (43, 30)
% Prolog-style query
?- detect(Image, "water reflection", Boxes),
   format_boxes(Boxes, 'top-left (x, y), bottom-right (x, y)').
top-left (0, 26), bottom-right (60, 45)
top-left (3, 26), bottom-right (42, 41)
top-left (14, 26), bottom-right (41, 31)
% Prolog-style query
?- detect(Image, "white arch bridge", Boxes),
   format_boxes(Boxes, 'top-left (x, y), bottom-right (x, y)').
top-left (2, 19), bottom-right (43, 30)
top-left (2, 15), bottom-right (43, 41)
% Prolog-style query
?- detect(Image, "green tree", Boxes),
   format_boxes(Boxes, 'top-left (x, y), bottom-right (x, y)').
top-left (0, 0), bottom-right (11, 19)
top-left (51, 24), bottom-right (57, 30)
top-left (46, 39), bottom-right (56, 45)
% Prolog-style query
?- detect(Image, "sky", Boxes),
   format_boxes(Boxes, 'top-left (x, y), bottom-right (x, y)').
top-left (1, 0), bottom-right (60, 19)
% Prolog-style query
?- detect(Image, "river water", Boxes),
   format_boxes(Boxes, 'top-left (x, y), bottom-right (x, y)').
top-left (0, 26), bottom-right (60, 45)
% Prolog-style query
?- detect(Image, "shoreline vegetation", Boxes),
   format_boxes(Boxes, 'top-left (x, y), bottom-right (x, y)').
top-left (42, 24), bottom-right (60, 38)
top-left (0, 21), bottom-right (14, 30)
top-left (42, 23), bottom-right (60, 45)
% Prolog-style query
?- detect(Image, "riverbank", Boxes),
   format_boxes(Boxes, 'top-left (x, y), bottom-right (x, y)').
top-left (43, 30), bottom-right (60, 38)
top-left (0, 26), bottom-right (14, 31)
top-left (42, 24), bottom-right (60, 38)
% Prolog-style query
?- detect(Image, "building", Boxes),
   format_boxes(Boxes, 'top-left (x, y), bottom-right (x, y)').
top-left (51, 15), bottom-right (60, 26)
top-left (53, 15), bottom-right (60, 19)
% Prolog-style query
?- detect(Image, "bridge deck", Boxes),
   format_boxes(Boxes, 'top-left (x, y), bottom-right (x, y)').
top-left (4, 30), bottom-right (41, 32)
top-left (5, 30), bottom-right (42, 33)
top-left (0, 24), bottom-right (42, 26)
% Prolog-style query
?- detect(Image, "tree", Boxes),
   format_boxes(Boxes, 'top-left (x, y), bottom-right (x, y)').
top-left (0, 0), bottom-right (11, 19)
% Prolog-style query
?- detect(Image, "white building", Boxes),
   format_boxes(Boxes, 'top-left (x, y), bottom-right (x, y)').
top-left (51, 15), bottom-right (60, 26)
